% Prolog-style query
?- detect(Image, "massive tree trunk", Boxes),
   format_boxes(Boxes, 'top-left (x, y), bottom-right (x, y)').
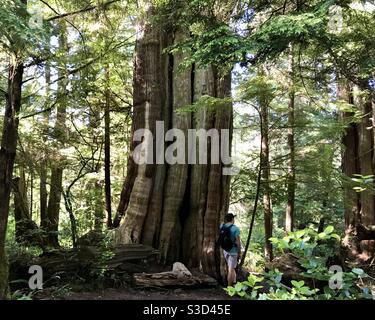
top-left (45, 22), bottom-right (68, 248)
top-left (354, 85), bottom-right (375, 226)
top-left (354, 85), bottom-right (375, 258)
top-left (0, 41), bottom-right (25, 299)
top-left (340, 80), bottom-right (360, 229)
top-left (341, 78), bottom-right (375, 259)
top-left (114, 3), bottom-right (233, 280)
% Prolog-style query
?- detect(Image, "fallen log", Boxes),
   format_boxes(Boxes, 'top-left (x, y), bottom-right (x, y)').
top-left (133, 262), bottom-right (217, 288)
top-left (9, 244), bottom-right (159, 287)
top-left (265, 253), bottom-right (304, 279)
top-left (265, 253), bottom-right (326, 288)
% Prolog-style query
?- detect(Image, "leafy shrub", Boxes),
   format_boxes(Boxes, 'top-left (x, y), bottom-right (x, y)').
top-left (225, 226), bottom-right (373, 300)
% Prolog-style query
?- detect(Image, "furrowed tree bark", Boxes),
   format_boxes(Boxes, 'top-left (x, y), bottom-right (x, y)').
top-left (0, 19), bottom-right (25, 298)
top-left (203, 73), bottom-right (232, 280)
top-left (140, 33), bottom-right (170, 247)
top-left (341, 78), bottom-right (375, 259)
top-left (158, 29), bottom-right (192, 264)
top-left (115, 2), bottom-right (163, 244)
top-left (354, 85), bottom-right (375, 258)
top-left (114, 3), bottom-right (233, 280)
top-left (354, 85), bottom-right (375, 226)
top-left (182, 66), bottom-right (215, 268)
top-left (46, 22), bottom-right (68, 248)
top-left (340, 79), bottom-right (360, 229)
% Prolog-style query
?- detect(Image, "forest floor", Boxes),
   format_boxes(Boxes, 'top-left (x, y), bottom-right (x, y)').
top-left (36, 286), bottom-right (234, 300)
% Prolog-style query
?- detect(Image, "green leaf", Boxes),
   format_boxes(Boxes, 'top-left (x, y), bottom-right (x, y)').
top-left (331, 233), bottom-right (341, 240)
top-left (324, 226), bottom-right (334, 234)
top-left (253, 286), bottom-right (263, 290)
top-left (295, 230), bottom-right (305, 238)
top-left (291, 280), bottom-right (305, 288)
top-left (351, 268), bottom-right (364, 275)
top-left (318, 232), bottom-right (327, 239)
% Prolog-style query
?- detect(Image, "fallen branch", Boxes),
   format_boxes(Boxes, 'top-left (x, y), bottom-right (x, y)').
top-left (134, 262), bottom-right (217, 288)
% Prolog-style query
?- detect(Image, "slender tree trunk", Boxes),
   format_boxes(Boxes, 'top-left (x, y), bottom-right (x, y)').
top-left (0, 43), bottom-right (25, 300)
top-left (40, 60), bottom-right (51, 230)
top-left (90, 110), bottom-right (104, 233)
top-left (40, 160), bottom-right (48, 229)
top-left (46, 22), bottom-right (68, 248)
top-left (260, 79), bottom-right (273, 262)
top-left (240, 107), bottom-right (263, 267)
top-left (46, 169), bottom-right (63, 247)
top-left (105, 68), bottom-right (112, 228)
top-left (63, 190), bottom-right (77, 248)
top-left (285, 46), bottom-right (296, 233)
top-left (29, 169), bottom-right (33, 220)
top-left (93, 181), bottom-right (104, 232)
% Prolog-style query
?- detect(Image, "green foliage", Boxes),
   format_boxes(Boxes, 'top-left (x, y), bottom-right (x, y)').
top-left (0, 0), bottom-right (49, 54)
top-left (2, 0), bottom-right (134, 249)
top-left (231, 58), bottom-right (345, 250)
top-left (225, 226), bottom-right (373, 300)
top-left (269, 225), bottom-right (340, 256)
top-left (237, 74), bottom-right (278, 105)
top-left (169, 24), bottom-right (244, 70)
top-left (11, 290), bottom-right (34, 300)
top-left (249, 12), bottom-right (326, 62)
top-left (176, 95), bottom-right (232, 117)
top-left (88, 231), bottom-right (116, 285)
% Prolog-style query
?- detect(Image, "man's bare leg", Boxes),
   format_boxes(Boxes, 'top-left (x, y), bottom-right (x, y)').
top-left (227, 267), bottom-right (236, 286)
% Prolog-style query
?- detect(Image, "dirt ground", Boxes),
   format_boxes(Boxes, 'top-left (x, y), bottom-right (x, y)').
top-left (39, 286), bottom-right (234, 300)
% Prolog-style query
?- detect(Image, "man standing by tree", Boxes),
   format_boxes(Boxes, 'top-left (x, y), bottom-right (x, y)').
top-left (218, 213), bottom-right (241, 286)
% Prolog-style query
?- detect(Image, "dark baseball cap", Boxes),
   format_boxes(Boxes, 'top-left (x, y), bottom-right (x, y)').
top-left (225, 213), bottom-right (237, 222)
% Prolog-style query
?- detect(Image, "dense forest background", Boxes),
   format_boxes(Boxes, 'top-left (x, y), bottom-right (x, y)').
top-left (0, 0), bottom-right (375, 300)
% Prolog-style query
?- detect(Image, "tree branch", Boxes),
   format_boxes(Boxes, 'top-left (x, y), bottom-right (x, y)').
top-left (20, 101), bottom-right (57, 120)
top-left (43, 0), bottom-right (121, 21)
